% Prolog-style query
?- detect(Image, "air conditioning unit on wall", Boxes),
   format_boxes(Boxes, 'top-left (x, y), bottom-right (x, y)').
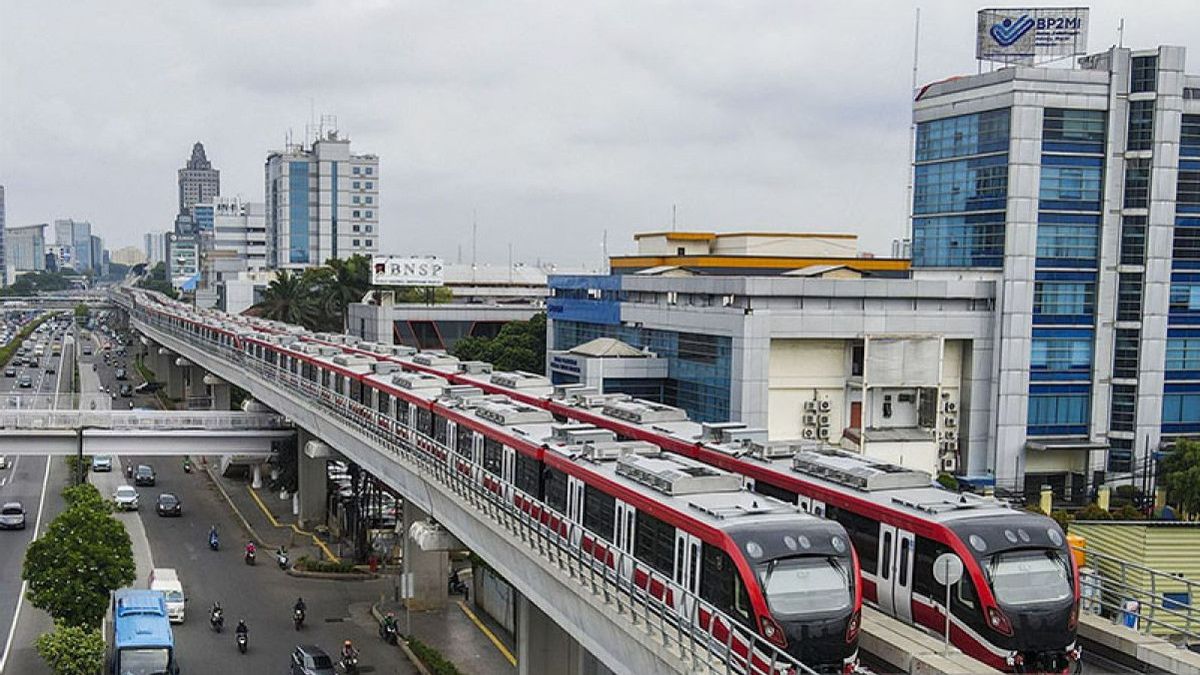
top-left (803, 428), bottom-right (816, 439)
top-left (818, 399), bottom-right (832, 412)
top-left (818, 414), bottom-right (831, 426)
top-left (817, 427), bottom-right (830, 439)
top-left (803, 414), bottom-right (817, 427)
top-left (944, 416), bottom-right (956, 428)
top-left (944, 401), bottom-right (957, 413)
top-left (804, 400), bottom-right (817, 412)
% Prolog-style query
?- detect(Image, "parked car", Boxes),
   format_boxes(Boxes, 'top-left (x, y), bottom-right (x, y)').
top-left (119, 384), bottom-right (133, 397)
top-left (289, 645), bottom-right (336, 675)
top-left (113, 486), bottom-right (139, 511)
top-left (0, 502), bottom-right (25, 530)
top-left (0, 455), bottom-right (9, 470)
top-left (134, 465), bottom-right (156, 486)
top-left (155, 493), bottom-right (182, 517)
top-left (91, 455), bottom-right (113, 472)
top-left (114, 368), bottom-right (127, 380)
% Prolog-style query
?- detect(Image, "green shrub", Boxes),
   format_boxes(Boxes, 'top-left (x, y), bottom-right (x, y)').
top-left (407, 636), bottom-right (464, 675)
top-left (1049, 509), bottom-right (1072, 533)
top-left (35, 624), bottom-right (105, 675)
top-left (294, 555), bottom-right (356, 574)
top-left (1074, 503), bottom-right (1112, 521)
top-left (936, 473), bottom-right (959, 491)
top-left (1112, 504), bottom-right (1146, 520)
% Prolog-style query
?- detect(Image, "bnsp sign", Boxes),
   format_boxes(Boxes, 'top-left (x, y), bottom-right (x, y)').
top-left (371, 256), bottom-right (445, 287)
top-left (976, 7), bottom-right (1089, 66)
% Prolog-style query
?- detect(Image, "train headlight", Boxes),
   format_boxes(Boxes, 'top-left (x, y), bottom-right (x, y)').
top-left (987, 607), bottom-right (1013, 636)
top-left (845, 610), bottom-right (860, 644)
top-left (759, 615), bottom-right (787, 648)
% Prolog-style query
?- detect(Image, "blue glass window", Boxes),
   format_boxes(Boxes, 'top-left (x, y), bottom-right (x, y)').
top-left (1183, 115), bottom-right (1200, 157)
top-left (1028, 386), bottom-right (1090, 435)
top-left (1162, 392), bottom-right (1200, 433)
top-left (287, 161), bottom-right (310, 264)
top-left (1170, 279), bottom-right (1200, 314)
top-left (915, 109), bottom-right (1010, 162)
top-left (1036, 213), bottom-right (1099, 264)
top-left (913, 155), bottom-right (1008, 214)
top-left (912, 213), bottom-right (1005, 267)
top-left (1042, 109), bottom-right (1106, 153)
top-left (1127, 100), bottom-right (1155, 151)
top-left (1034, 280), bottom-right (1095, 323)
top-left (1031, 332), bottom-right (1093, 380)
top-left (1178, 161), bottom-right (1200, 213)
top-left (1166, 337), bottom-right (1200, 372)
top-left (1039, 159), bottom-right (1103, 211)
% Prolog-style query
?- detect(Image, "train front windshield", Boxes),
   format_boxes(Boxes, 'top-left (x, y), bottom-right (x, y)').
top-left (986, 549), bottom-right (1072, 606)
top-left (117, 647), bottom-right (170, 675)
top-left (757, 556), bottom-right (852, 615)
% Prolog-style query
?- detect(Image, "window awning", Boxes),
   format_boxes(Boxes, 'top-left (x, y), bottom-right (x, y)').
top-left (1025, 439), bottom-right (1109, 452)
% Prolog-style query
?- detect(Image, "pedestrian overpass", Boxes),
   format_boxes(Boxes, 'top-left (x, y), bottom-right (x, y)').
top-left (0, 409), bottom-right (290, 456)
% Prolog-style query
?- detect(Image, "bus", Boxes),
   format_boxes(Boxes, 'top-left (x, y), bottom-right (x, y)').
top-left (109, 589), bottom-right (179, 675)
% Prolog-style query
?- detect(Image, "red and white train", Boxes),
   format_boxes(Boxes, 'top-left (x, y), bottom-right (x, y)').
top-left (126, 289), bottom-right (863, 674)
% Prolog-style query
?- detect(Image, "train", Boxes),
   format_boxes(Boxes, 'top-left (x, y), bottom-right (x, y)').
top-left (125, 288), bottom-right (863, 674)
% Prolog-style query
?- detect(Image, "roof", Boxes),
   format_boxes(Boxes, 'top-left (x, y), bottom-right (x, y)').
top-left (781, 264), bottom-right (858, 277)
top-left (568, 337), bottom-right (649, 359)
top-left (632, 231), bottom-right (858, 241)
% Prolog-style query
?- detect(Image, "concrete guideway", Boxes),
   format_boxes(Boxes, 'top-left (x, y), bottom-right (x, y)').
top-left (133, 316), bottom-right (794, 675)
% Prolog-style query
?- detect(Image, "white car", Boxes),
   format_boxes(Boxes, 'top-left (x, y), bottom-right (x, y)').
top-left (0, 502), bottom-right (26, 530)
top-left (0, 455), bottom-right (9, 470)
top-left (91, 455), bottom-right (113, 472)
top-left (113, 485), bottom-right (139, 511)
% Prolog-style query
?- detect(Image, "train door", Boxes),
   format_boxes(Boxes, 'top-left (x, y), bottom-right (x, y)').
top-left (501, 446), bottom-right (515, 500)
top-left (614, 500), bottom-right (636, 578)
top-left (673, 531), bottom-right (701, 616)
top-left (877, 524), bottom-right (915, 623)
top-left (566, 476), bottom-right (585, 546)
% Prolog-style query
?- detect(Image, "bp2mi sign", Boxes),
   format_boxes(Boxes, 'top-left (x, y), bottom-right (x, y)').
top-left (976, 7), bottom-right (1089, 66)
top-left (371, 256), bottom-right (445, 287)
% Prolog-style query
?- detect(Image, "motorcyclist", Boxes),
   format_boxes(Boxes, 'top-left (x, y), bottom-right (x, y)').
top-left (245, 541), bottom-right (256, 556)
top-left (294, 597), bottom-right (306, 614)
top-left (210, 602), bottom-right (224, 627)
top-left (208, 526), bottom-right (219, 547)
top-left (235, 619), bottom-right (248, 637)
top-left (341, 639), bottom-right (358, 660)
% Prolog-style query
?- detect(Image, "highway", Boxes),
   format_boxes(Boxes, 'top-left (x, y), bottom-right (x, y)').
top-left (0, 317), bottom-right (74, 675)
top-left (84, 322), bottom-right (417, 674)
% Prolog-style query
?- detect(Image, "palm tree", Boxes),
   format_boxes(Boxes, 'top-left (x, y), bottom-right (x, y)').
top-left (250, 270), bottom-right (320, 329)
top-left (316, 255), bottom-right (371, 332)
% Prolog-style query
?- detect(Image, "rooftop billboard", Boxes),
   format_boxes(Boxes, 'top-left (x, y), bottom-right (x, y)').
top-left (976, 8), bottom-right (1089, 66)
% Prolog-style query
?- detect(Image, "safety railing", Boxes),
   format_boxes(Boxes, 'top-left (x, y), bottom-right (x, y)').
top-left (0, 409), bottom-right (288, 431)
top-left (1074, 545), bottom-right (1200, 646)
top-left (131, 307), bottom-right (818, 675)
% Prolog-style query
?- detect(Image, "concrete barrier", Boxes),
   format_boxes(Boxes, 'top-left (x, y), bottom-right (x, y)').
top-left (1078, 613), bottom-right (1200, 675)
top-left (860, 608), bottom-right (1002, 675)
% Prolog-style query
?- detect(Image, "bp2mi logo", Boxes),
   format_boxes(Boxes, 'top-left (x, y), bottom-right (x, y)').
top-left (989, 14), bottom-right (1035, 47)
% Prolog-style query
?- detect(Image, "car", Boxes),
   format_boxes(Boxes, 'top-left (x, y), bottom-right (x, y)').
top-left (91, 455), bottom-right (113, 472)
top-left (114, 368), bottom-right (127, 380)
top-left (289, 645), bottom-right (336, 675)
top-left (44, 364), bottom-right (55, 374)
top-left (113, 486), bottom-right (139, 511)
top-left (134, 465), bottom-right (156, 486)
top-left (0, 455), bottom-right (9, 470)
top-left (119, 384), bottom-right (133, 397)
top-left (4, 368), bottom-right (14, 378)
top-left (0, 502), bottom-right (27, 530)
top-left (18, 375), bottom-right (32, 388)
top-left (155, 493), bottom-right (182, 517)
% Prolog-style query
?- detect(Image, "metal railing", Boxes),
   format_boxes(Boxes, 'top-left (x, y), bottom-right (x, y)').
top-left (0, 409), bottom-right (288, 431)
top-left (131, 306), bottom-right (818, 675)
top-left (1075, 545), bottom-right (1200, 645)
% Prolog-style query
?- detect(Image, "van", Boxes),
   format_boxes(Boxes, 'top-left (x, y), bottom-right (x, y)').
top-left (148, 568), bottom-right (185, 623)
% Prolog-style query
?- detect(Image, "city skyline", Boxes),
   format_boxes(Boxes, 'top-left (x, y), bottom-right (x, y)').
top-left (2, 1), bottom-right (1200, 265)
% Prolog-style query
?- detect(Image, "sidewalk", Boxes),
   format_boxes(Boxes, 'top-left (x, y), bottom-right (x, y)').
top-left (203, 458), bottom-right (335, 564)
top-left (374, 599), bottom-right (518, 675)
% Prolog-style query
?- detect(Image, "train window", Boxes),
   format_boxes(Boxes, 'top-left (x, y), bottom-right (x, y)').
top-left (700, 543), bottom-right (753, 627)
top-left (416, 409), bottom-right (433, 437)
top-left (483, 438), bottom-right (503, 476)
top-left (751, 479), bottom-right (797, 504)
top-left (515, 453), bottom-right (541, 497)
top-left (395, 400), bottom-right (409, 425)
top-left (582, 484), bottom-right (615, 540)
top-left (544, 467), bottom-right (568, 513)
top-left (302, 363), bottom-right (316, 382)
top-left (376, 392), bottom-right (390, 415)
top-left (913, 536), bottom-right (949, 599)
top-left (455, 424), bottom-right (474, 458)
top-left (881, 532), bottom-right (892, 580)
top-left (434, 415), bottom-right (449, 446)
top-left (899, 539), bottom-right (910, 586)
top-left (829, 506), bottom-right (879, 576)
top-left (634, 511), bottom-right (675, 576)
top-left (321, 370), bottom-right (330, 388)
top-left (956, 577), bottom-right (977, 610)
top-left (349, 379), bottom-right (364, 404)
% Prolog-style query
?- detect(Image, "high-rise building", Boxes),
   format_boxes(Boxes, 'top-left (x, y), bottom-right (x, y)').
top-left (6, 223), bottom-right (46, 275)
top-left (144, 232), bottom-right (167, 268)
top-left (111, 246), bottom-right (147, 267)
top-left (176, 142), bottom-right (220, 235)
top-left (90, 235), bottom-right (104, 277)
top-left (911, 45), bottom-right (1200, 490)
top-left (0, 185), bottom-right (7, 286)
top-left (53, 219), bottom-right (93, 271)
top-left (265, 130), bottom-right (379, 269)
top-left (166, 232), bottom-right (200, 289)
top-left (209, 196), bottom-right (267, 271)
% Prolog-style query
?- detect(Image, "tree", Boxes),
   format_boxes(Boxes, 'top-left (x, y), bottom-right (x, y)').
top-left (35, 624), bottom-right (105, 675)
top-left (452, 313), bottom-right (547, 374)
top-left (250, 269), bottom-right (321, 330)
top-left (1160, 439), bottom-right (1200, 515)
top-left (135, 262), bottom-right (179, 299)
top-left (22, 498), bottom-right (135, 628)
top-left (318, 255), bottom-right (372, 331)
top-left (62, 483), bottom-right (110, 513)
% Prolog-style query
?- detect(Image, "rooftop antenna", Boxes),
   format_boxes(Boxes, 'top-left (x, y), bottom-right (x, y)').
top-left (905, 7), bottom-right (921, 249)
top-left (671, 204), bottom-right (677, 232)
top-left (471, 210), bottom-right (478, 284)
top-left (508, 243), bottom-right (513, 283)
top-left (602, 229), bottom-right (609, 273)
top-left (1118, 18), bottom-right (1125, 48)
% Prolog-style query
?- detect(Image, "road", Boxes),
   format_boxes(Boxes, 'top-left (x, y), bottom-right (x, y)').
top-left (86, 323), bottom-right (417, 674)
top-left (0, 318), bottom-right (75, 674)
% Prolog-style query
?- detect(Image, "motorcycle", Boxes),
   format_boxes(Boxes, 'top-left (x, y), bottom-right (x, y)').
top-left (209, 608), bottom-right (224, 633)
top-left (339, 654), bottom-right (359, 674)
top-left (183, 458), bottom-right (192, 473)
top-left (209, 532), bottom-right (220, 551)
top-left (448, 571), bottom-right (468, 596)
top-left (293, 608), bottom-right (305, 631)
top-left (379, 620), bottom-right (398, 645)
top-left (244, 548), bottom-right (256, 565)
top-left (236, 632), bottom-right (247, 654)
top-left (276, 549), bottom-right (289, 570)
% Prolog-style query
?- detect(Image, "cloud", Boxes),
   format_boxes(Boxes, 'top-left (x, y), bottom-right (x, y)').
top-left (1, 0), bottom-right (1198, 264)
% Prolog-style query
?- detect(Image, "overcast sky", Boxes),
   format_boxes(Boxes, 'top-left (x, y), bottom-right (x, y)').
top-left (2, 1), bottom-right (1198, 266)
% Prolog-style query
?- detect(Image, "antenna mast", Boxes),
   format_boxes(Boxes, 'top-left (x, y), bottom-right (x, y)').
top-left (905, 7), bottom-right (921, 251)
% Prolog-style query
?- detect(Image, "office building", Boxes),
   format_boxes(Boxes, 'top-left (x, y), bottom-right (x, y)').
top-left (0, 185), bottom-right (6, 286)
top-left (90, 235), bottom-right (104, 276)
top-left (145, 232), bottom-right (167, 268)
top-left (6, 224), bottom-right (46, 274)
top-left (111, 246), bottom-right (147, 267)
top-left (176, 142), bottom-right (220, 234)
top-left (166, 232), bottom-right (200, 290)
top-left (53, 219), bottom-right (93, 272)
top-left (911, 44), bottom-right (1200, 494)
top-left (265, 129), bottom-right (379, 269)
top-left (209, 196), bottom-right (267, 271)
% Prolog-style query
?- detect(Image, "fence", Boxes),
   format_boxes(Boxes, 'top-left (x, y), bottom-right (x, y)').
top-left (1075, 545), bottom-right (1200, 645)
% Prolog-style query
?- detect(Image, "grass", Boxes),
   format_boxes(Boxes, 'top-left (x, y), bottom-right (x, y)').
top-left (0, 313), bottom-right (54, 369)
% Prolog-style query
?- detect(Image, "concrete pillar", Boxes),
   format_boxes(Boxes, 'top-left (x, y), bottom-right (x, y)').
top-left (186, 365), bottom-right (206, 400)
top-left (517, 594), bottom-right (585, 675)
top-left (1097, 485), bottom-right (1111, 511)
top-left (403, 500), bottom-right (449, 611)
top-left (155, 347), bottom-right (171, 382)
top-left (210, 383), bottom-right (231, 411)
top-left (296, 429), bottom-right (329, 529)
top-left (1040, 484), bottom-right (1053, 514)
top-left (165, 360), bottom-right (185, 400)
top-left (251, 463), bottom-right (263, 489)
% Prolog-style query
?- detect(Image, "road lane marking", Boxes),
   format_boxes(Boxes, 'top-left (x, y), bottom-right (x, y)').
top-left (244, 485), bottom-right (339, 562)
top-left (457, 599), bottom-right (517, 666)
